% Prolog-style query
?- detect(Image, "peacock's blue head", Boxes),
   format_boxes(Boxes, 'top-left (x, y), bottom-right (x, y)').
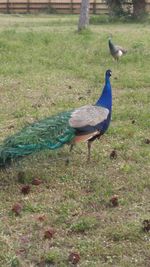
top-left (105, 69), bottom-right (112, 78)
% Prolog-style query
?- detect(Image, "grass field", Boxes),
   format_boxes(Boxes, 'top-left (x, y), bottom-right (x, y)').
top-left (0, 14), bottom-right (150, 267)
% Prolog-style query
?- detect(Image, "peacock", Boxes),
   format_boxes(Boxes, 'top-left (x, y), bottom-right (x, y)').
top-left (108, 37), bottom-right (127, 60)
top-left (0, 70), bottom-right (112, 168)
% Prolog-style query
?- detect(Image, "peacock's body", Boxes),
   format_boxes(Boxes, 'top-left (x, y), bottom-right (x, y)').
top-left (108, 38), bottom-right (127, 60)
top-left (0, 70), bottom-right (112, 167)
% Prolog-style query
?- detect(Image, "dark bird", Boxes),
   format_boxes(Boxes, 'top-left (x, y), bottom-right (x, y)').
top-left (0, 70), bottom-right (112, 168)
top-left (108, 37), bottom-right (127, 60)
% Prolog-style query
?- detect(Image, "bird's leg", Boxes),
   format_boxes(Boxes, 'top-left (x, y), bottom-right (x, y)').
top-left (87, 141), bottom-right (92, 163)
top-left (69, 144), bottom-right (74, 152)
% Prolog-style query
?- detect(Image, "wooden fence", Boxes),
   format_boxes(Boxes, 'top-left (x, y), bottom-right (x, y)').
top-left (0, 0), bottom-right (108, 14)
top-left (0, 0), bottom-right (150, 15)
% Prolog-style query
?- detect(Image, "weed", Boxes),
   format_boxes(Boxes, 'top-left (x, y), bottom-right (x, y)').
top-left (70, 216), bottom-right (98, 233)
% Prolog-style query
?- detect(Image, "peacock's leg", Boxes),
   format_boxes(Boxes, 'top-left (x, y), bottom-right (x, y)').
top-left (87, 141), bottom-right (92, 162)
top-left (69, 144), bottom-right (74, 152)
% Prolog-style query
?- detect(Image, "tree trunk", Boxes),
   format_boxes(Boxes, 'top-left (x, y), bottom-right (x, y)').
top-left (78, 0), bottom-right (90, 32)
top-left (132, 0), bottom-right (146, 18)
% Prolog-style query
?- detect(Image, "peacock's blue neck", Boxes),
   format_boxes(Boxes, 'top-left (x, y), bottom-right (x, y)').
top-left (96, 76), bottom-right (112, 111)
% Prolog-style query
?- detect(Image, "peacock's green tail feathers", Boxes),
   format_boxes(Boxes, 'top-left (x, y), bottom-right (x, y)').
top-left (0, 110), bottom-right (76, 167)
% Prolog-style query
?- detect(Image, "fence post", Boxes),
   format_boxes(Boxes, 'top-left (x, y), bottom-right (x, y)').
top-left (7, 0), bottom-right (10, 13)
top-left (93, 0), bottom-right (96, 14)
top-left (70, 0), bottom-right (73, 14)
top-left (48, 0), bottom-right (51, 13)
top-left (27, 0), bottom-right (30, 13)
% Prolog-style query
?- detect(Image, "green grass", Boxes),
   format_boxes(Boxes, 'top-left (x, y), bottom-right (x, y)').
top-left (0, 14), bottom-right (150, 267)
